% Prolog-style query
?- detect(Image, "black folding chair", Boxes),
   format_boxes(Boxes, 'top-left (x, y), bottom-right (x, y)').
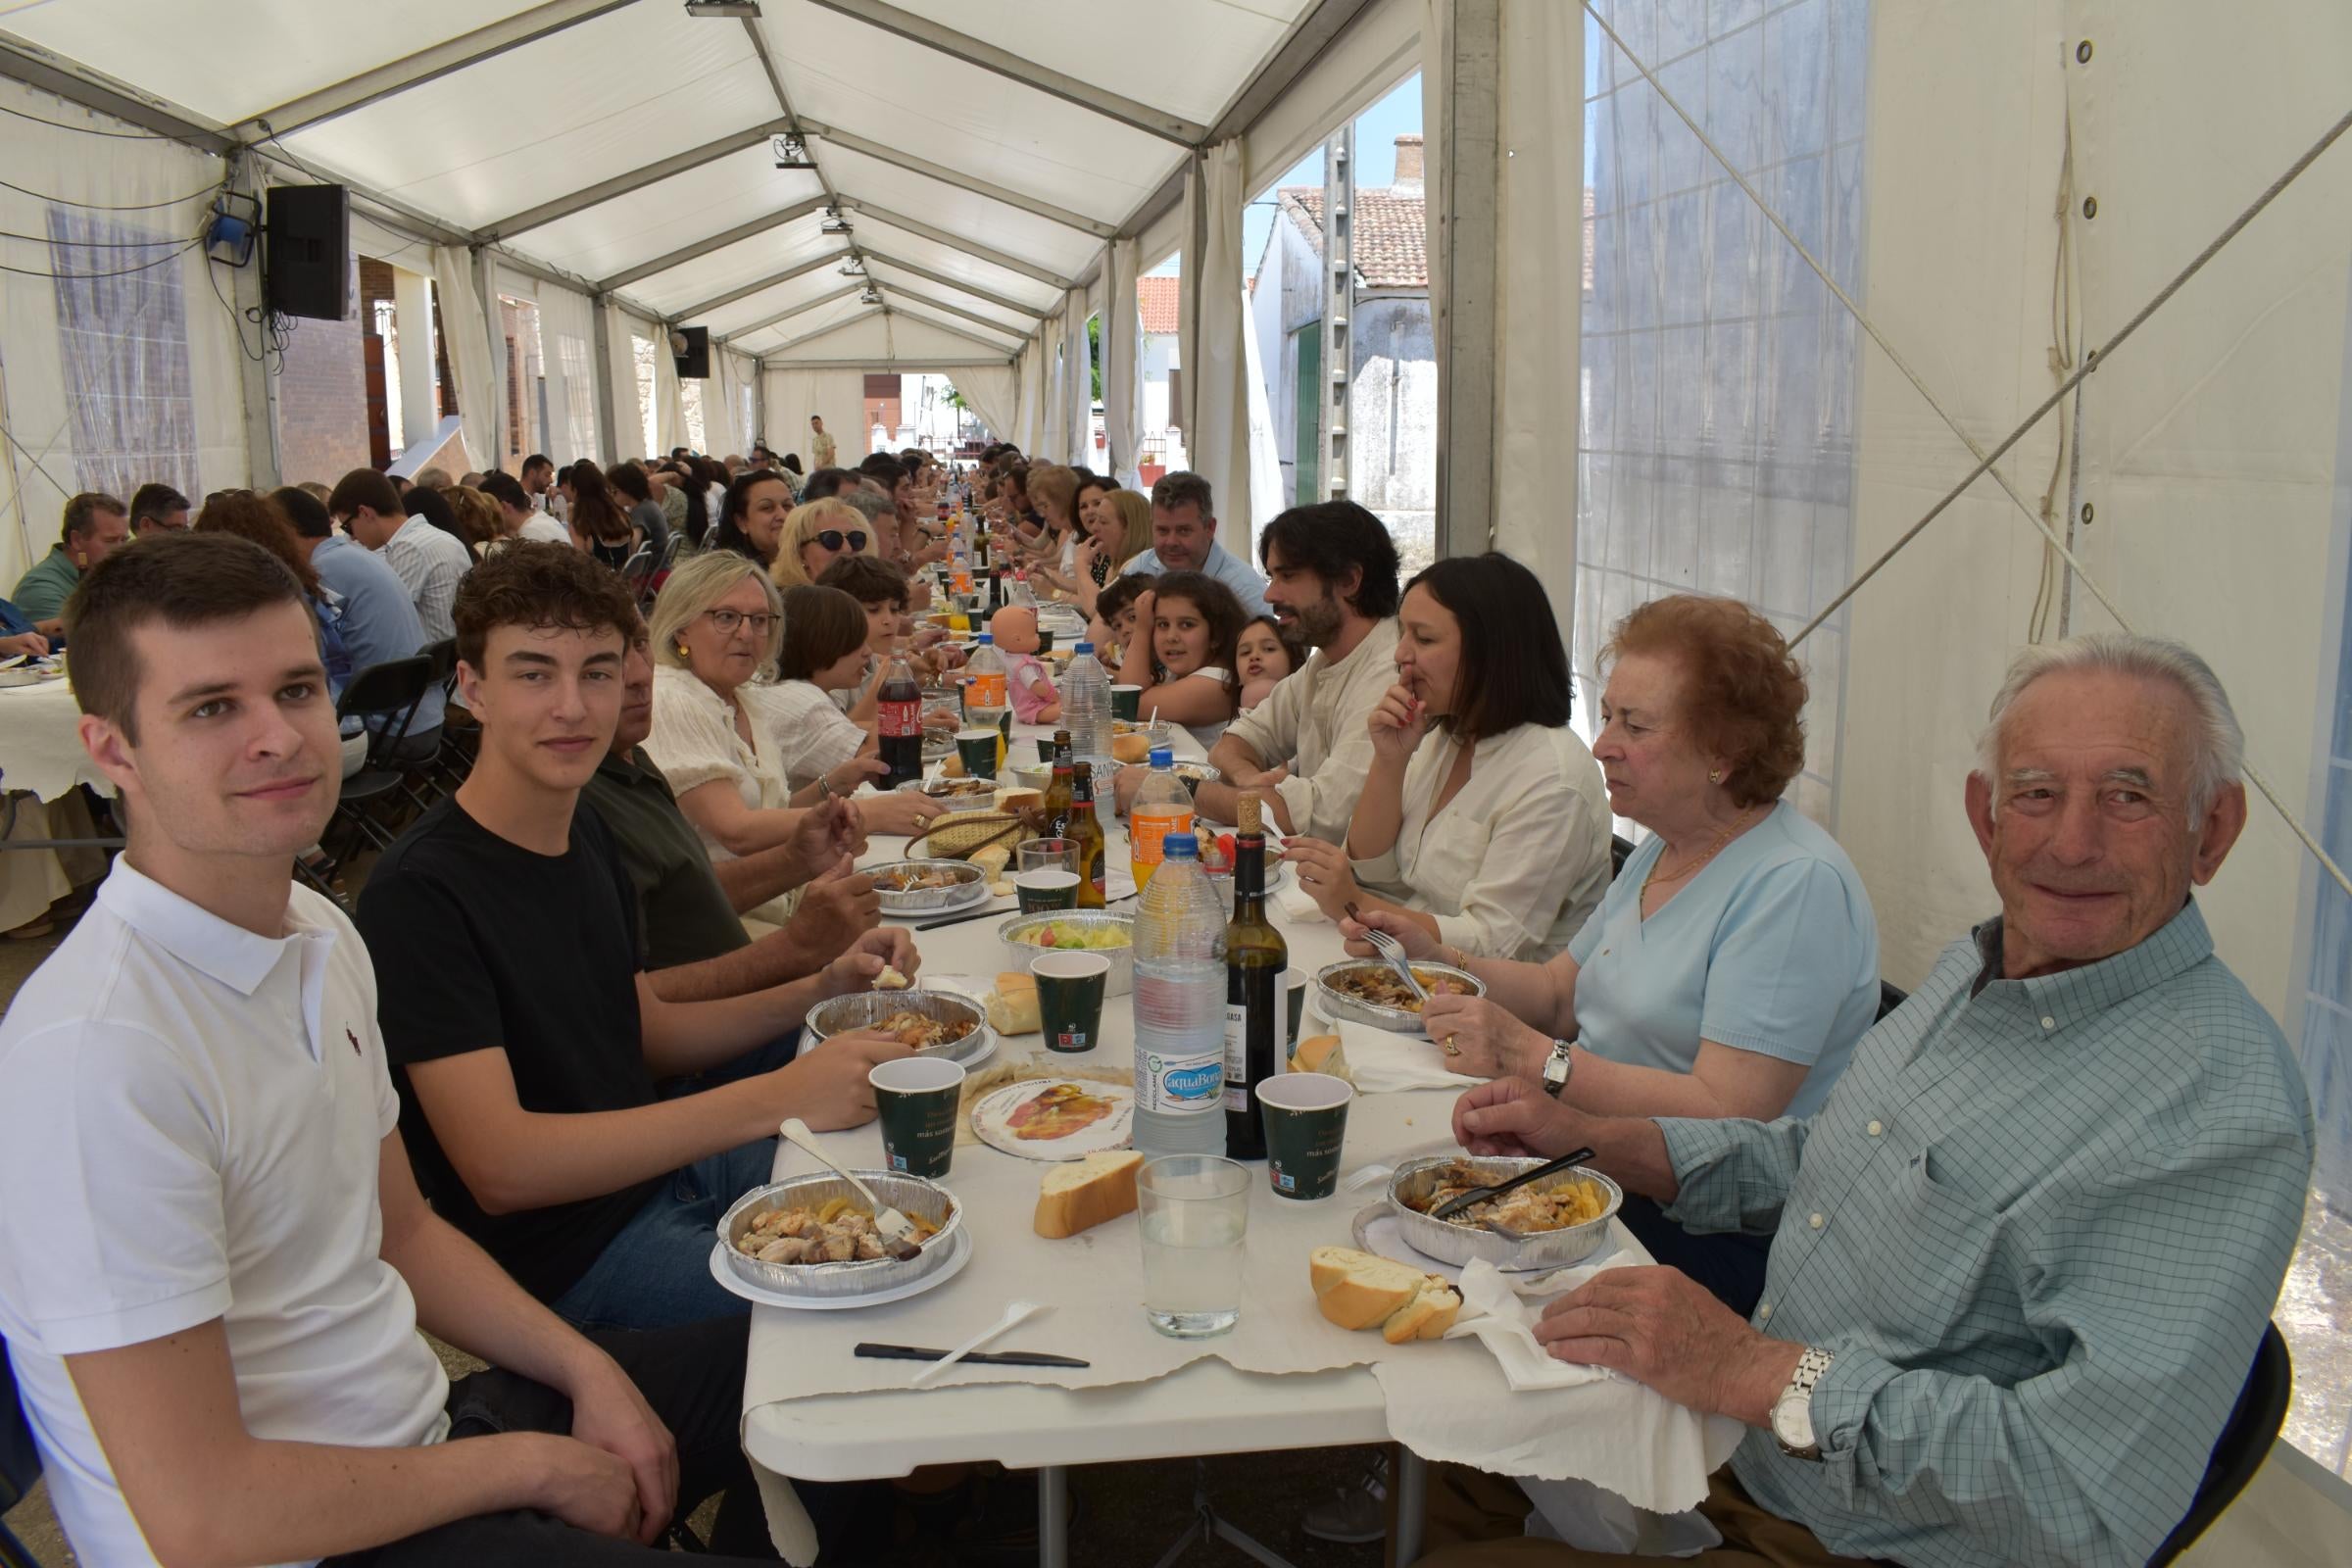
top-left (1, 1336), bottom-right (44, 1568)
top-left (2149, 1323), bottom-right (2292, 1564)
top-left (315, 656), bottom-right (434, 878)
top-left (1875, 980), bottom-right (1908, 1022)
top-left (617, 544), bottom-right (656, 604)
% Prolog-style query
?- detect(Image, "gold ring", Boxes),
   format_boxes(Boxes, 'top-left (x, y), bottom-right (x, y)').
top-left (1442, 1036), bottom-right (1461, 1056)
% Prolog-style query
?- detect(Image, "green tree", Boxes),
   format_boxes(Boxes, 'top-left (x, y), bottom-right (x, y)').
top-left (1088, 314), bottom-right (1102, 403)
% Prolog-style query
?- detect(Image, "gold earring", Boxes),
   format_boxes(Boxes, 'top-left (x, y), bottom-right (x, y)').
top-left (1709, 768), bottom-right (1723, 784)
top-left (675, 643), bottom-right (688, 657)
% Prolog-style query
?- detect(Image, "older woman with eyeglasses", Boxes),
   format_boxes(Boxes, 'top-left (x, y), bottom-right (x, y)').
top-left (644, 558), bottom-right (939, 916)
top-left (766, 497), bottom-right (874, 592)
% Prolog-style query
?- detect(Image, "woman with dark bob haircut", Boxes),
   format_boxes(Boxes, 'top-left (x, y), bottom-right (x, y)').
top-left (1342, 592), bottom-right (1881, 1314)
top-left (1283, 552), bottom-right (1610, 961)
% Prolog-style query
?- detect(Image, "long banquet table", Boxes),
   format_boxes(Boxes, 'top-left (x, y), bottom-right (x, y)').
top-left (737, 714), bottom-right (1723, 1566)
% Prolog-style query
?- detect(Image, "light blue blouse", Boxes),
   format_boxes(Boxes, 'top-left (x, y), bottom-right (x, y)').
top-left (1565, 801), bottom-right (1878, 1119)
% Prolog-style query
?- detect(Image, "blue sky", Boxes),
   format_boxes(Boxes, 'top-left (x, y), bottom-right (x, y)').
top-left (1147, 73), bottom-right (1422, 278)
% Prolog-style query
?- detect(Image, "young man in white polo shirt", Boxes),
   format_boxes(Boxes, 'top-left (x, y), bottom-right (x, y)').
top-left (0, 533), bottom-right (787, 1564)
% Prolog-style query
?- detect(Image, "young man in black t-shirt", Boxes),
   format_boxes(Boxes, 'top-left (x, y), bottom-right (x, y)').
top-left (359, 543), bottom-right (919, 1328)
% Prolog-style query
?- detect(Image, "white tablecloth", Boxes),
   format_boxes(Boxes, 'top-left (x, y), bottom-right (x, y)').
top-left (0, 679), bottom-right (107, 803)
top-left (742, 719), bottom-right (1738, 1529)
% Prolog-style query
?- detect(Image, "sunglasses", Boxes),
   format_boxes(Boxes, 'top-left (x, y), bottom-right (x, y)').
top-left (812, 529), bottom-right (868, 553)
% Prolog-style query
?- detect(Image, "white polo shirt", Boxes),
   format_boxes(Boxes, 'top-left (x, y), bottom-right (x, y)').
top-left (0, 860), bottom-right (448, 1567)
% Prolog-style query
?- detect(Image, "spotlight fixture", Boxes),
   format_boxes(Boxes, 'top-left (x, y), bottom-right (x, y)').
top-left (770, 132), bottom-right (812, 170)
top-left (837, 258), bottom-right (867, 277)
top-left (820, 207), bottom-right (853, 236)
top-left (858, 285), bottom-right (882, 306)
top-left (684, 2), bottom-right (760, 18)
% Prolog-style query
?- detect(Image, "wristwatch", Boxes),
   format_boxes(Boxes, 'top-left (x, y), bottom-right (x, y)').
top-left (1540, 1040), bottom-right (1576, 1099)
top-left (1771, 1347), bottom-right (1837, 1460)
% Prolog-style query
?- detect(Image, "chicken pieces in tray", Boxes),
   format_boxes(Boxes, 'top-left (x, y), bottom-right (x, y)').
top-left (733, 1199), bottom-right (938, 1265)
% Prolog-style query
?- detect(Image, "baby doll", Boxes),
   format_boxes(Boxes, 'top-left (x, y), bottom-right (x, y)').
top-left (989, 604), bottom-right (1061, 724)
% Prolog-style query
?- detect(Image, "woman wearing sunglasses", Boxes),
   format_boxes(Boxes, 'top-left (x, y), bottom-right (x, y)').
top-left (766, 497), bottom-right (874, 591)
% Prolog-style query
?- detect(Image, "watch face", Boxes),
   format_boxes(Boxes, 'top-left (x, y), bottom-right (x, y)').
top-left (1772, 1391), bottom-right (1815, 1452)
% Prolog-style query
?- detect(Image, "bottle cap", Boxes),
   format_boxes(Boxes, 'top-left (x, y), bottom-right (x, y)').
top-left (1149, 746), bottom-right (1173, 767)
top-left (1163, 832), bottom-right (1198, 859)
top-left (1073, 641), bottom-right (1093, 654)
top-left (975, 633), bottom-right (993, 644)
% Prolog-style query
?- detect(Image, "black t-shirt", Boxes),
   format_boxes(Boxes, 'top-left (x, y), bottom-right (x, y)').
top-left (357, 797), bottom-right (660, 1302)
top-left (580, 750), bottom-right (753, 971)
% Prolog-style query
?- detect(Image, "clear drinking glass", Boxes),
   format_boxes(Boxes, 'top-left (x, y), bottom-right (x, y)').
top-left (1137, 1153), bottom-right (1250, 1338)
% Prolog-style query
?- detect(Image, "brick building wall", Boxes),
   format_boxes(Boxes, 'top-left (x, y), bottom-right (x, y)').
top-left (273, 255), bottom-right (370, 487)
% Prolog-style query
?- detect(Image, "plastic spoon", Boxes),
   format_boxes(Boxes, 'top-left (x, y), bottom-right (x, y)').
top-left (909, 1299), bottom-right (1046, 1388)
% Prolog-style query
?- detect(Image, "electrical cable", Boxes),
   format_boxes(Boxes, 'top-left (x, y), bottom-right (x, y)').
top-left (0, 99), bottom-right (172, 139)
top-left (0, 173), bottom-right (227, 210)
top-left (0, 238), bottom-right (202, 280)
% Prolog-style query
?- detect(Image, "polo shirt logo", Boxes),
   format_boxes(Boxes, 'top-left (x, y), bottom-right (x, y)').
top-left (345, 1027), bottom-right (362, 1055)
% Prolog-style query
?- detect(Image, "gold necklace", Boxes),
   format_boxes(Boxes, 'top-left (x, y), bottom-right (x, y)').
top-left (1645, 804), bottom-right (1764, 893)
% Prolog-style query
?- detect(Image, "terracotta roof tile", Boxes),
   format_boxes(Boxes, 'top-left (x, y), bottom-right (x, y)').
top-left (1277, 185), bottom-right (1427, 290)
top-left (1137, 273), bottom-right (1180, 335)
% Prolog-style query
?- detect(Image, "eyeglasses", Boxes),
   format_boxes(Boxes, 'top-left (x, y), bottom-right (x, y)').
top-left (703, 609), bottom-right (778, 635)
top-left (812, 529), bottom-right (868, 553)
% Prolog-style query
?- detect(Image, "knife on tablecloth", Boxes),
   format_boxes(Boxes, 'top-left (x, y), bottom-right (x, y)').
top-left (853, 1342), bottom-right (1091, 1369)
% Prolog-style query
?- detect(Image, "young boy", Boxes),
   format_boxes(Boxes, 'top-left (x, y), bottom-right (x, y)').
top-left (0, 533), bottom-right (783, 1563)
top-left (356, 543), bottom-right (917, 1331)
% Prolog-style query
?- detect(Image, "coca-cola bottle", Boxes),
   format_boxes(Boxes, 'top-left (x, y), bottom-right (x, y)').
top-left (877, 652), bottom-right (924, 789)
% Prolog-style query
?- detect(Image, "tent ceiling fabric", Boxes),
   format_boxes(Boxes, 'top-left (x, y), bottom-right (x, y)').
top-left (0, 0), bottom-right (1384, 368)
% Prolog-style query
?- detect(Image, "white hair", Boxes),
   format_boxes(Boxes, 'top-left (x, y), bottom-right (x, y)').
top-left (1976, 632), bottom-right (2245, 816)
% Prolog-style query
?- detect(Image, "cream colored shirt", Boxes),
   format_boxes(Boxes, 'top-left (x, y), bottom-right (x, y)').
top-left (1350, 722), bottom-right (1612, 960)
top-left (640, 665), bottom-right (801, 926)
top-left (746, 678), bottom-right (866, 794)
top-left (1220, 617), bottom-right (1400, 843)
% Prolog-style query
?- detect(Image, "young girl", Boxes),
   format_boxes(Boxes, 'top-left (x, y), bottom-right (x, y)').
top-left (1115, 569), bottom-right (1247, 749)
top-left (1235, 614), bottom-right (1305, 711)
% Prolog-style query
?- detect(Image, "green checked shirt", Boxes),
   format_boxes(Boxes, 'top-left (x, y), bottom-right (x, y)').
top-left (1658, 898), bottom-right (2312, 1568)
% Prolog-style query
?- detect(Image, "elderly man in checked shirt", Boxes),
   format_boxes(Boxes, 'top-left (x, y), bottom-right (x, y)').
top-left (1425, 633), bottom-right (2313, 1568)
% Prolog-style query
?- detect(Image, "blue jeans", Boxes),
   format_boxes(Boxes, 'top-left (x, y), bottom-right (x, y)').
top-left (657, 1029), bottom-right (801, 1100)
top-left (550, 1138), bottom-right (778, 1330)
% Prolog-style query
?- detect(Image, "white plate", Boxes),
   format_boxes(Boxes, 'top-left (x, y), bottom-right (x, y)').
top-left (970, 1078), bottom-right (1135, 1161)
top-left (880, 877), bottom-right (992, 918)
top-left (1348, 1203), bottom-right (1621, 1284)
top-left (708, 1225), bottom-right (973, 1311)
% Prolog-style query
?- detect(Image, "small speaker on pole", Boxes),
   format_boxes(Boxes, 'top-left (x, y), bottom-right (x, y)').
top-left (673, 324), bottom-right (710, 379)
top-left (265, 184), bottom-right (350, 320)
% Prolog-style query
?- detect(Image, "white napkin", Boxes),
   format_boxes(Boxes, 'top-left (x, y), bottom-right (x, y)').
top-left (1275, 880), bottom-right (1327, 924)
top-left (1309, 998), bottom-right (1485, 1096)
top-left (1443, 1254), bottom-right (1641, 1392)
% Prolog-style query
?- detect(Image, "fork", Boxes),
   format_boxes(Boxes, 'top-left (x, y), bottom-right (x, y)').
top-left (779, 1117), bottom-right (922, 1257)
top-left (1347, 901), bottom-right (1430, 1004)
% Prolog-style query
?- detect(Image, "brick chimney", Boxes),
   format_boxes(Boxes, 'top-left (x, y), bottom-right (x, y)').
top-left (1392, 133), bottom-right (1424, 194)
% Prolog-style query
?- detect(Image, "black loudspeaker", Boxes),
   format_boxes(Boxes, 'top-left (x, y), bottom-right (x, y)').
top-left (265, 184), bottom-right (350, 321)
top-left (673, 324), bottom-right (710, 379)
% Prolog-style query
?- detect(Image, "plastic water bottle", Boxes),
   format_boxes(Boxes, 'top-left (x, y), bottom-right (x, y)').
top-left (1132, 834), bottom-right (1228, 1155)
top-left (1060, 640), bottom-right (1113, 772)
top-left (1128, 746), bottom-right (1194, 891)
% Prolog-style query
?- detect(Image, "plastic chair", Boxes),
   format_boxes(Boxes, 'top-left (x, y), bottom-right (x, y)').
top-left (2148, 1322), bottom-right (2292, 1564)
top-left (2, 1338), bottom-right (44, 1568)
top-left (318, 656), bottom-right (434, 873)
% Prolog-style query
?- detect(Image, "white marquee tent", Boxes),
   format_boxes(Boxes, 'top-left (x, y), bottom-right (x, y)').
top-left (4, 0), bottom-right (2352, 1537)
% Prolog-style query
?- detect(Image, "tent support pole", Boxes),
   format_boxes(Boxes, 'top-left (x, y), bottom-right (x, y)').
top-left (592, 298), bottom-right (622, 466)
top-left (226, 155), bottom-right (283, 490)
top-left (1432, 0), bottom-right (1499, 559)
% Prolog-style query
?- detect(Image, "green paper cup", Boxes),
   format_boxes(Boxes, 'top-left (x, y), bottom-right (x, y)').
top-left (1015, 868), bottom-right (1081, 913)
top-left (1037, 627), bottom-right (1056, 654)
top-left (1031, 951), bottom-right (1111, 1054)
top-left (1110, 684), bottom-right (1143, 720)
top-left (1257, 1073), bottom-right (1353, 1199)
top-left (870, 1055), bottom-right (965, 1178)
top-left (1284, 970), bottom-right (1311, 1058)
top-left (956, 728), bottom-right (1000, 780)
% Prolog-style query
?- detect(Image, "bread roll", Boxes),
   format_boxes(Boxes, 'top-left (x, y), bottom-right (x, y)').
top-left (1309, 1247), bottom-right (1461, 1340)
top-left (999, 790), bottom-right (1044, 814)
top-left (1111, 732), bottom-right (1152, 764)
top-left (1290, 1034), bottom-right (1350, 1082)
top-left (987, 973), bottom-right (1040, 1035)
top-left (1034, 1150), bottom-right (1144, 1238)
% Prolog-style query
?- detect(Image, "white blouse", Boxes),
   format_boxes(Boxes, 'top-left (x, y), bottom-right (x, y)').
top-left (1349, 722), bottom-right (1612, 961)
top-left (640, 664), bottom-right (800, 926)
top-left (745, 679), bottom-right (867, 793)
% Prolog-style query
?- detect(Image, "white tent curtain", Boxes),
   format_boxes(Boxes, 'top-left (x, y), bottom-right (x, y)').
top-left (1013, 340), bottom-right (1046, 454)
top-left (532, 282), bottom-right (601, 465)
top-left (759, 366), bottom-right (865, 470)
top-left (1242, 298), bottom-right (1286, 542)
top-left (0, 76), bottom-right (248, 586)
top-left (1179, 139), bottom-right (1256, 557)
top-left (603, 300), bottom-right (641, 462)
top-left (1063, 283), bottom-right (1092, 466)
top-left (1036, 314), bottom-right (1066, 463)
top-left (430, 245), bottom-right (504, 473)
top-left (653, 329), bottom-right (686, 455)
top-left (951, 364), bottom-right (1019, 443)
top-left (1104, 237), bottom-right (1144, 488)
top-left (701, 351), bottom-right (741, 461)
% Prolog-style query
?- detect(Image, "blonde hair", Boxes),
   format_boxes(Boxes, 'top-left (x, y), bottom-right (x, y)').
top-left (445, 485), bottom-right (503, 545)
top-left (768, 497), bottom-right (870, 591)
top-left (648, 551), bottom-right (785, 681)
top-left (1108, 489), bottom-right (1152, 561)
top-left (1027, 464), bottom-right (1079, 524)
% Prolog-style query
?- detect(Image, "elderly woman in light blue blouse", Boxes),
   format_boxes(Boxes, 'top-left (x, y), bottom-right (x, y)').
top-left (1343, 594), bottom-right (1879, 1314)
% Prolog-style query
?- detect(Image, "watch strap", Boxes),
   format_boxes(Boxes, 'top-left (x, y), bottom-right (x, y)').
top-left (1774, 1347), bottom-right (1836, 1458)
top-left (1540, 1040), bottom-right (1575, 1098)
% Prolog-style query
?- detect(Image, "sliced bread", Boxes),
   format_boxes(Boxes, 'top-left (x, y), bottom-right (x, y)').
top-left (1033, 1150), bottom-right (1144, 1238)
